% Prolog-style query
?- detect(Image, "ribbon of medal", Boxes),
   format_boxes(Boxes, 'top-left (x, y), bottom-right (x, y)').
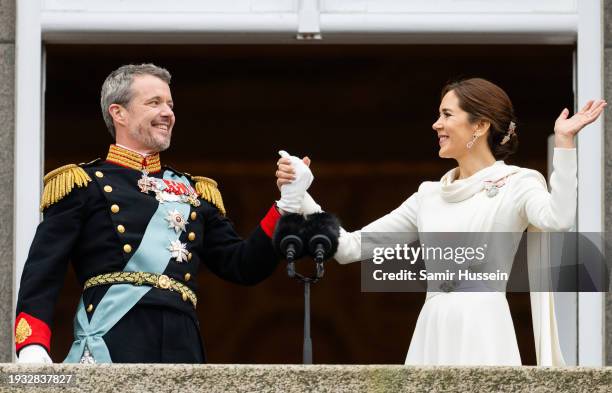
top-left (138, 170), bottom-right (200, 207)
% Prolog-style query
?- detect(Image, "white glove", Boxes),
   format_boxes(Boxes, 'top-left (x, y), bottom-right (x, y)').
top-left (276, 150), bottom-right (314, 213)
top-left (302, 192), bottom-right (323, 215)
top-left (17, 344), bottom-right (52, 364)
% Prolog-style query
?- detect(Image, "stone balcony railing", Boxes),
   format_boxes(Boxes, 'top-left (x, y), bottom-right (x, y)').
top-left (0, 364), bottom-right (610, 393)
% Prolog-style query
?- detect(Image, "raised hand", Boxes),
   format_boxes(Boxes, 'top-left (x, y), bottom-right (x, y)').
top-left (554, 99), bottom-right (607, 148)
top-left (275, 151), bottom-right (313, 214)
top-left (276, 154), bottom-right (310, 190)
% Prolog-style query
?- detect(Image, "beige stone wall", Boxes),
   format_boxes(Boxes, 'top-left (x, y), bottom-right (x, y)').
top-left (0, 364), bottom-right (610, 393)
top-left (0, 0), bottom-right (14, 363)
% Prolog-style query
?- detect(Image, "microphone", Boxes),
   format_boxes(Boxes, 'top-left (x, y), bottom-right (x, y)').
top-left (302, 212), bottom-right (340, 263)
top-left (273, 213), bottom-right (306, 277)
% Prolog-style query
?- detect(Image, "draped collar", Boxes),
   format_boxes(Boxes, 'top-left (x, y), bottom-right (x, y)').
top-left (440, 161), bottom-right (520, 203)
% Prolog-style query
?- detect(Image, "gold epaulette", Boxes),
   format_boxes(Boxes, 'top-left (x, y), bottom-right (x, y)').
top-left (40, 164), bottom-right (92, 211)
top-left (191, 176), bottom-right (226, 215)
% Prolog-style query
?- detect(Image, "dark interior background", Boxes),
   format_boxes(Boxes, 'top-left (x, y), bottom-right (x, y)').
top-left (44, 44), bottom-right (574, 365)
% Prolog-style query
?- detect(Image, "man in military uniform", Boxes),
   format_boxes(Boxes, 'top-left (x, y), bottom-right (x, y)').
top-left (15, 64), bottom-right (311, 363)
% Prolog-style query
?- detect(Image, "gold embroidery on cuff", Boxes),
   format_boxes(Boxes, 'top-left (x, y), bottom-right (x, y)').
top-left (15, 318), bottom-right (32, 344)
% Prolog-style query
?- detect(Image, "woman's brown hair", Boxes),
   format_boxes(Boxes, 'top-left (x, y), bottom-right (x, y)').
top-left (441, 78), bottom-right (518, 160)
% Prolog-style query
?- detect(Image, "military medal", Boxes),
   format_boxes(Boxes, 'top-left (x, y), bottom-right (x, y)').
top-left (79, 346), bottom-right (96, 364)
top-left (138, 171), bottom-right (200, 207)
top-left (168, 240), bottom-right (189, 263)
top-left (165, 209), bottom-right (187, 233)
top-left (137, 170), bottom-right (154, 193)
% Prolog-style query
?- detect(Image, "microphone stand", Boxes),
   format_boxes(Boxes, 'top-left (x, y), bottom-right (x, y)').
top-left (303, 279), bottom-right (312, 365)
top-left (287, 259), bottom-right (324, 365)
top-left (277, 212), bottom-right (338, 365)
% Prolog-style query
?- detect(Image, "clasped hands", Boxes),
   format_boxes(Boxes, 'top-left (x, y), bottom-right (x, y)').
top-left (275, 150), bottom-right (321, 215)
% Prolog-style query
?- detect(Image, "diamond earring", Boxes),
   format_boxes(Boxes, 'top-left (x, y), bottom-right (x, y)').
top-left (466, 133), bottom-right (479, 149)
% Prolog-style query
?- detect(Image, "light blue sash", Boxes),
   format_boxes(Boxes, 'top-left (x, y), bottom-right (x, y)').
top-left (64, 171), bottom-right (191, 363)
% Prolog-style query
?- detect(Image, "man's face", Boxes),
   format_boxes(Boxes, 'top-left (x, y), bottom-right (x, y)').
top-left (122, 74), bottom-right (175, 153)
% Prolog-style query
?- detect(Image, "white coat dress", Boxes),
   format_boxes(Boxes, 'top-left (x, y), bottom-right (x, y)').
top-left (303, 148), bottom-right (575, 366)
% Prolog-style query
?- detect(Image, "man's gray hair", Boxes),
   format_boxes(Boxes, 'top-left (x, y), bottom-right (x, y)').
top-left (100, 63), bottom-right (171, 139)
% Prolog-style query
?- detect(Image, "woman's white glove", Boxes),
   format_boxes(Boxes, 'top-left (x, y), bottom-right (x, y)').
top-left (17, 344), bottom-right (52, 364)
top-left (276, 150), bottom-right (313, 213)
top-left (302, 192), bottom-right (323, 215)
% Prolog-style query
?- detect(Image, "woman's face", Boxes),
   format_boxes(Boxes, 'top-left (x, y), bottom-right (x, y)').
top-left (432, 90), bottom-right (479, 159)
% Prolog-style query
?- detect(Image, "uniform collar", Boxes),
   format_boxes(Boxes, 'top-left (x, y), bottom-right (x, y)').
top-left (106, 144), bottom-right (162, 173)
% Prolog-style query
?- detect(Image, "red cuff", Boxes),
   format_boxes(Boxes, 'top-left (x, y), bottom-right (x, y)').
top-left (260, 204), bottom-right (282, 238)
top-left (15, 312), bottom-right (51, 354)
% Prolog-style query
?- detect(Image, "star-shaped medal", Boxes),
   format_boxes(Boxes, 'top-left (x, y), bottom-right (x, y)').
top-left (168, 239), bottom-right (189, 263)
top-left (165, 209), bottom-right (187, 233)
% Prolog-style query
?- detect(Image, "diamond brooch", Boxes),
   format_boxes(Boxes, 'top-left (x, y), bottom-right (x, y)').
top-left (484, 176), bottom-right (509, 198)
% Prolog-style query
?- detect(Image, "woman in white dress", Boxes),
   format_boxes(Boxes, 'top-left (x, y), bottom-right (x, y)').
top-left (275, 78), bottom-right (606, 366)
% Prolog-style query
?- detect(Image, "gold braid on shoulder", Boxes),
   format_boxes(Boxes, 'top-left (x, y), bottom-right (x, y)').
top-left (40, 164), bottom-right (92, 211)
top-left (191, 176), bottom-right (226, 215)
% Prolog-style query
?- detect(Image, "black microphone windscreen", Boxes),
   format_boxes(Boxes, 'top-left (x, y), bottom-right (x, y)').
top-left (303, 212), bottom-right (341, 256)
top-left (273, 213), bottom-right (306, 254)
